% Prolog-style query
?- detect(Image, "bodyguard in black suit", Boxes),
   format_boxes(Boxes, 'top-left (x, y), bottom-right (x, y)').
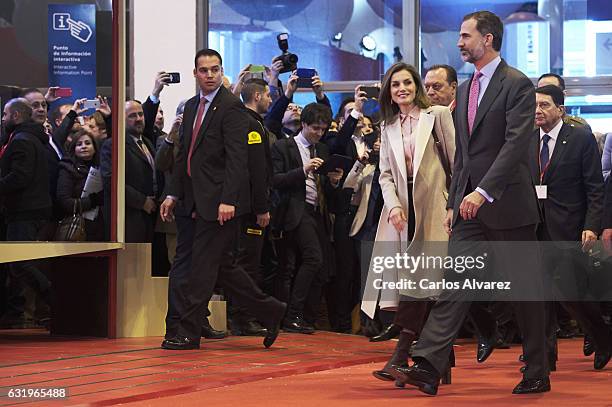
top-left (160, 49), bottom-right (285, 350)
top-left (530, 85), bottom-right (610, 371)
top-left (271, 103), bottom-right (343, 333)
top-left (394, 12), bottom-right (549, 395)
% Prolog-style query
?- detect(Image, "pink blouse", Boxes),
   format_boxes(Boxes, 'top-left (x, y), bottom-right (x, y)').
top-left (399, 105), bottom-right (421, 177)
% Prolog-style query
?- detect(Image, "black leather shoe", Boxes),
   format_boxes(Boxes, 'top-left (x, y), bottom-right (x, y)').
top-left (283, 316), bottom-right (315, 334)
top-left (372, 362), bottom-right (408, 383)
top-left (512, 377), bottom-right (551, 394)
top-left (201, 319), bottom-right (226, 339)
top-left (584, 335), bottom-right (595, 356)
top-left (390, 363), bottom-right (440, 395)
top-left (519, 354), bottom-right (525, 362)
top-left (161, 336), bottom-right (200, 350)
top-left (477, 335), bottom-right (497, 363)
top-left (370, 324), bottom-right (401, 342)
top-left (239, 320), bottom-right (268, 337)
top-left (263, 302), bottom-right (287, 348)
top-left (594, 348), bottom-right (611, 370)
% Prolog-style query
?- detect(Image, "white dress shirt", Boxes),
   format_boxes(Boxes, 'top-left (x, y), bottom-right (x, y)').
top-left (295, 132), bottom-right (318, 206)
top-left (539, 119), bottom-right (563, 161)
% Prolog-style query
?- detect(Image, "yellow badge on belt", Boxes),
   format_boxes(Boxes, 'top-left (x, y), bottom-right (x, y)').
top-left (248, 131), bottom-right (262, 144)
top-left (246, 228), bottom-right (263, 236)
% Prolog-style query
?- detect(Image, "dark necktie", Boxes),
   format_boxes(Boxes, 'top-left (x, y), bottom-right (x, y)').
top-left (136, 139), bottom-right (154, 168)
top-left (540, 134), bottom-right (551, 175)
top-left (308, 144), bottom-right (325, 214)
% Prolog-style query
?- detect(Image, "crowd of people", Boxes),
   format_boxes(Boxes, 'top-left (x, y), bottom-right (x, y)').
top-left (1, 9), bottom-right (611, 396)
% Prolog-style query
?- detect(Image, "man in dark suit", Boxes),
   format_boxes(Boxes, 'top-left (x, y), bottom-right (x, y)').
top-left (0, 99), bottom-right (53, 325)
top-left (160, 49), bottom-right (285, 350)
top-left (271, 103), bottom-right (343, 333)
top-left (530, 85), bottom-right (610, 371)
top-left (393, 11), bottom-right (549, 395)
top-left (100, 100), bottom-right (157, 243)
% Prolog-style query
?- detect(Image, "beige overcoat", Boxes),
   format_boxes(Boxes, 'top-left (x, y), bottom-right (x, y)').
top-left (362, 105), bottom-right (455, 318)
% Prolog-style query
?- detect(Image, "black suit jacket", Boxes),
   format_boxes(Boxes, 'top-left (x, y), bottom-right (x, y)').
top-left (271, 136), bottom-right (333, 232)
top-left (528, 123), bottom-right (604, 240)
top-left (603, 177), bottom-right (612, 230)
top-left (448, 59), bottom-right (540, 229)
top-left (100, 132), bottom-right (156, 242)
top-left (0, 121), bottom-right (52, 221)
top-left (169, 86), bottom-right (250, 221)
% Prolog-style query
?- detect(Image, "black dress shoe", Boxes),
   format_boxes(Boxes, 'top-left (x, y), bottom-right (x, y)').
top-left (594, 348), bottom-right (611, 370)
top-left (477, 335), bottom-right (497, 363)
top-left (370, 324), bottom-right (401, 342)
top-left (283, 316), bottom-right (315, 334)
top-left (201, 320), bottom-right (226, 339)
top-left (239, 320), bottom-right (268, 337)
top-left (390, 363), bottom-right (440, 395)
top-left (263, 302), bottom-right (286, 348)
top-left (512, 377), bottom-right (551, 394)
top-left (519, 354), bottom-right (525, 362)
top-left (584, 335), bottom-right (595, 356)
top-left (161, 336), bottom-right (200, 350)
top-left (372, 362), bottom-right (408, 384)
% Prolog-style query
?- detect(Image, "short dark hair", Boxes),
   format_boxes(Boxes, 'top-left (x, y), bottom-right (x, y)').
top-left (427, 64), bottom-right (458, 85)
top-left (240, 78), bottom-right (268, 103)
top-left (194, 48), bottom-right (223, 68)
top-left (301, 103), bottom-right (332, 127)
top-left (538, 73), bottom-right (565, 91)
top-left (336, 97), bottom-right (355, 121)
top-left (49, 103), bottom-right (72, 127)
top-left (536, 85), bottom-right (565, 106)
top-left (19, 87), bottom-right (44, 98)
top-left (463, 11), bottom-right (504, 51)
top-left (6, 98), bottom-right (33, 119)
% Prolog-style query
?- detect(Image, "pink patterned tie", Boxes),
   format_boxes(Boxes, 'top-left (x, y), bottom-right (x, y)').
top-left (467, 70), bottom-right (482, 135)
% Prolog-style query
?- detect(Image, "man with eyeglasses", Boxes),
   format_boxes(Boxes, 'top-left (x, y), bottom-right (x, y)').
top-left (424, 64), bottom-right (458, 112)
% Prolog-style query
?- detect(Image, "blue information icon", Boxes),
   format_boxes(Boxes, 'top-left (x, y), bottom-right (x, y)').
top-left (53, 13), bottom-right (71, 30)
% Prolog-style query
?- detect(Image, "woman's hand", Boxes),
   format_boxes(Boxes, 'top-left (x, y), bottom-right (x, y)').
top-left (389, 206), bottom-right (407, 233)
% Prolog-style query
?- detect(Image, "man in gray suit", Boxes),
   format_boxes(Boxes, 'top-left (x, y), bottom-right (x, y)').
top-left (391, 11), bottom-right (549, 395)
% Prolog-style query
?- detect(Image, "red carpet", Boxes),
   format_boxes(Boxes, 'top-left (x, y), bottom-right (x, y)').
top-left (0, 330), bottom-right (610, 406)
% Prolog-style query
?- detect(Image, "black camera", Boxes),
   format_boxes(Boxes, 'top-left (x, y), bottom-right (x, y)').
top-left (273, 33), bottom-right (298, 74)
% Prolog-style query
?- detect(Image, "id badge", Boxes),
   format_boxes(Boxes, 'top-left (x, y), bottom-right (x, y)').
top-left (535, 185), bottom-right (547, 199)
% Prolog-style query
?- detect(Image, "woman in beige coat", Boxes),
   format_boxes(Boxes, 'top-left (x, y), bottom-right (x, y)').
top-left (361, 63), bottom-right (455, 383)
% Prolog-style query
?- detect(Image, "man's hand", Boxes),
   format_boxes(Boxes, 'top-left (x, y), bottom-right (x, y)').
top-left (443, 209), bottom-right (454, 236)
top-left (256, 212), bottom-right (270, 228)
top-left (312, 75), bottom-right (324, 99)
top-left (602, 228), bottom-right (612, 254)
top-left (72, 98), bottom-right (88, 115)
top-left (97, 96), bottom-right (111, 117)
top-left (285, 74), bottom-right (298, 99)
top-left (389, 206), bottom-right (407, 233)
top-left (582, 230), bottom-right (597, 252)
top-left (232, 64), bottom-right (252, 96)
top-left (143, 196), bottom-right (157, 214)
top-left (304, 157), bottom-right (324, 173)
top-left (354, 85), bottom-right (367, 114)
top-left (267, 59), bottom-right (284, 86)
top-left (459, 191), bottom-right (486, 220)
top-left (152, 71), bottom-right (171, 98)
top-left (328, 168), bottom-right (344, 187)
top-left (45, 86), bottom-right (61, 104)
top-left (167, 114), bottom-right (182, 143)
top-left (160, 197), bottom-right (176, 222)
top-left (218, 203), bottom-right (235, 225)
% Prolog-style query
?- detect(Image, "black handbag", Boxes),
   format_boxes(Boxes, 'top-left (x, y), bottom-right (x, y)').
top-left (54, 199), bottom-right (87, 241)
